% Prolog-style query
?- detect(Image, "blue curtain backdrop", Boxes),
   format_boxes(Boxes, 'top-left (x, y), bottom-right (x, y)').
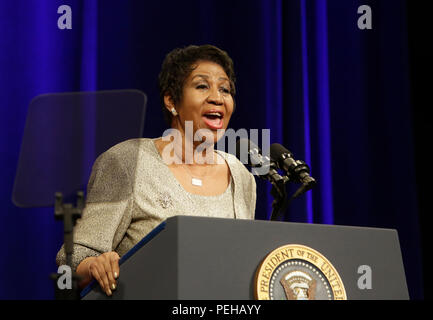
top-left (0, 0), bottom-right (427, 299)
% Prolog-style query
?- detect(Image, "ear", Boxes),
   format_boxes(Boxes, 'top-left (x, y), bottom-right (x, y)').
top-left (164, 95), bottom-right (175, 112)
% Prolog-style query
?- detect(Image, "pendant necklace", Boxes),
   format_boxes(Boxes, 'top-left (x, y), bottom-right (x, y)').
top-left (172, 142), bottom-right (214, 187)
top-left (181, 164), bottom-right (208, 187)
top-left (172, 148), bottom-right (206, 187)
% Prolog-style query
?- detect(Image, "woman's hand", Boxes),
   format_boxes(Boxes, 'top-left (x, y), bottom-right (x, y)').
top-left (78, 252), bottom-right (120, 296)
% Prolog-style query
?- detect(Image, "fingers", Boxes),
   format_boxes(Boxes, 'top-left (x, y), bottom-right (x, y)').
top-left (88, 252), bottom-right (121, 296)
top-left (110, 252), bottom-right (120, 282)
top-left (89, 262), bottom-right (112, 296)
top-left (103, 257), bottom-right (115, 292)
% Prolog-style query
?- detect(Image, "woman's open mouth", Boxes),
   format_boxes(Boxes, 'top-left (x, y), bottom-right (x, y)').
top-left (202, 110), bottom-right (224, 130)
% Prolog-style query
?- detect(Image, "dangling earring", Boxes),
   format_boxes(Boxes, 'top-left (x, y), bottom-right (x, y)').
top-left (171, 108), bottom-right (178, 116)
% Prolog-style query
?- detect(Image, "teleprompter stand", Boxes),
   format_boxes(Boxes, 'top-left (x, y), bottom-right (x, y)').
top-left (50, 192), bottom-right (83, 300)
top-left (12, 90), bottom-right (147, 300)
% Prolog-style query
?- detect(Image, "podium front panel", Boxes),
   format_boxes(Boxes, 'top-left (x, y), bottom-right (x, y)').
top-left (83, 216), bottom-right (408, 300)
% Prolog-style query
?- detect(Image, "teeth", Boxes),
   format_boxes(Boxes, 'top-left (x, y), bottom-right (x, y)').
top-left (205, 112), bottom-right (222, 117)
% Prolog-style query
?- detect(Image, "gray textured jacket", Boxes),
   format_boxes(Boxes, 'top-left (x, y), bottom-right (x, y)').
top-left (56, 138), bottom-right (257, 270)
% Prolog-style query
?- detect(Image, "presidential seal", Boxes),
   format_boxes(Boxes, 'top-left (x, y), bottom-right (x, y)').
top-left (255, 244), bottom-right (346, 300)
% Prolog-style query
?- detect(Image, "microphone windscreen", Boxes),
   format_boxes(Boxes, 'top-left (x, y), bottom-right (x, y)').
top-left (270, 143), bottom-right (290, 161)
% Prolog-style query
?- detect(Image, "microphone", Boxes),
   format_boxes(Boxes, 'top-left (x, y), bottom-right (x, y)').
top-left (270, 143), bottom-right (316, 196)
top-left (235, 139), bottom-right (287, 186)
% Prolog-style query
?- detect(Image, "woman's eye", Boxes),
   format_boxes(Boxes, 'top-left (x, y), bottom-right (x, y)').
top-left (196, 84), bottom-right (208, 89)
top-left (220, 87), bottom-right (230, 94)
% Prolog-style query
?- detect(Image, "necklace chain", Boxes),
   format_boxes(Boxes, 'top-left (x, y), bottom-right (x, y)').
top-left (167, 141), bottom-right (217, 187)
top-left (180, 164), bottom-right (209, 187)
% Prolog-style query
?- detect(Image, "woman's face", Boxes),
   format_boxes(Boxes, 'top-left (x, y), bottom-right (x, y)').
top-left (166, 60), bottom-right (234, 144)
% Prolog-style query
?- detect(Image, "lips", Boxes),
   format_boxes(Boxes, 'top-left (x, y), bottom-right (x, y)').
top-left (202, 110), bottom-right (224, 130)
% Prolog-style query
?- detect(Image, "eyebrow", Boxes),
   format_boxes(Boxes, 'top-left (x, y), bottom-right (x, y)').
top-left (192, 74), bottom-right (230, 82)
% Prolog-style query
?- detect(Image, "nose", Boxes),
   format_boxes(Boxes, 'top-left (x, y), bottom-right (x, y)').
top-left (207, 86), bottom-right (224, 105)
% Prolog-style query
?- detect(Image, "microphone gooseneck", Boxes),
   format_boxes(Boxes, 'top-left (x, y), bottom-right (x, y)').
top-left (270, 143), bottom-right (316, 198)
top-left (235, 138), bottom-right (288, 188)
top-left (235, 139), bottom-right (317, 221)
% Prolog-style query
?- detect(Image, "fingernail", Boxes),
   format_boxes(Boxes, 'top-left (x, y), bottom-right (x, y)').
top-left (112, 283), bottom-right (116, 290)
top-left (114, 272), bottom-right (118, 279)
top-left (108, 289), bottom-right (112, 296)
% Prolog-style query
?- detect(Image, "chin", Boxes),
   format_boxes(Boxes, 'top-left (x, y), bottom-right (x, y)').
top-left (195, 132), bottom-right (219, 146)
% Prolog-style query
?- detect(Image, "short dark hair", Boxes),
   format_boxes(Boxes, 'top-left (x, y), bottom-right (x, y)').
top-left (158, 44), bottom-right (236, 125)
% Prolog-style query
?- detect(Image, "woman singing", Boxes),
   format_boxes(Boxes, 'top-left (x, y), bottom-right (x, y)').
top-left (56, 44), bottom-right (257, 296)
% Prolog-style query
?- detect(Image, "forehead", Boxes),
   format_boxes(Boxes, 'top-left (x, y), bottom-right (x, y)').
top-left (189, 60), bottom-right (229, 79)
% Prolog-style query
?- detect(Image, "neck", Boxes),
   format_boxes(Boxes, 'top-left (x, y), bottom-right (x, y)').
top-left (159, 132), bottom-right (216, 166)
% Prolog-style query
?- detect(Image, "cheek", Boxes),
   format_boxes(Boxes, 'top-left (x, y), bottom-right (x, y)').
top-left (225, 100), bottom-right (235, 122)
top-left (179, 90), bottom-right (204, 117)
top-left (224, 113), bottom-right (232, 125)
top-left (179, 105), bottom-right (202, 123)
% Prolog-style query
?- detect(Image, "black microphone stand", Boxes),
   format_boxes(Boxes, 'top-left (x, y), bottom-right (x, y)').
top-left (50, 191), bottom-right (83, 300)
top-left (270, 180), bottom-right (288, 221)
top-left (270, 161), bottom-right (317, 221)
top-left (251, 160), bottom-right (289, 221)
top-left (238, 140), bottom-right (316, 221)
